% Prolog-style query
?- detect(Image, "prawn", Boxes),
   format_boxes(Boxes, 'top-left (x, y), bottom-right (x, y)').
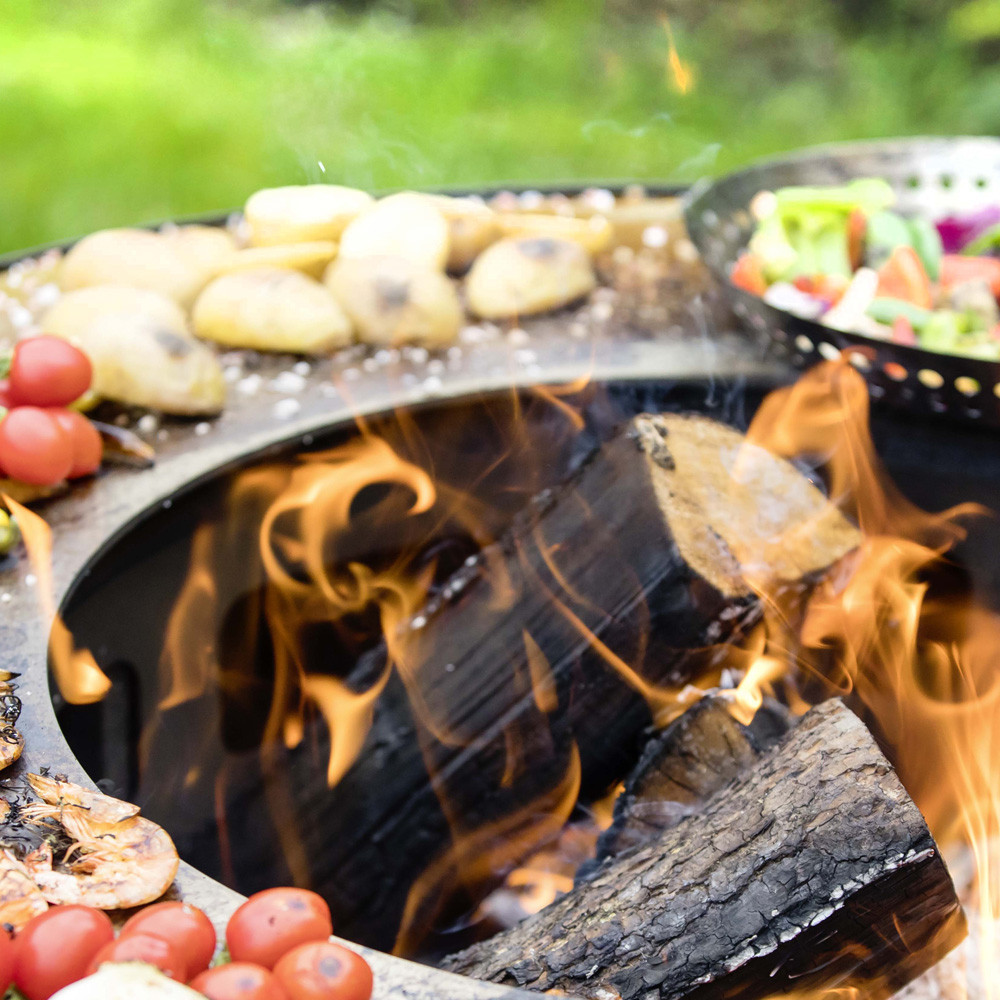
top-left (0, 849), bottom-right (48, 930)
top-left (22, 774), bottom-right (179, 909)
top-left (25, 773), bottom-right (139, 824)
top-left (0, 672), bottom-right (23, 771)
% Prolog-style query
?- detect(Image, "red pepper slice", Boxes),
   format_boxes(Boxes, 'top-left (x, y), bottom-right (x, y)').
top-left (940, 255), bottom-right (1000, 297)
top-left (730, 252), bottom-right (767, 295)
top-left (876, 246), bottom-right (933, 308)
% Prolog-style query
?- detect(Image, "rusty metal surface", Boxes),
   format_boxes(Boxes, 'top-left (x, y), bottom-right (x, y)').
top-left (0, 260), bottom-right (788, 997)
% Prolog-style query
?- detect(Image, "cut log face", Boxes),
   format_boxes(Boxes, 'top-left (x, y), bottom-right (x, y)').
top-left (442, 700), bottom-right (966, 1000)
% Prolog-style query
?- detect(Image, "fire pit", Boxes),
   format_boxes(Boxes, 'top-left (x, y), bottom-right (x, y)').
top-left (3, 187), bottom-right (1000, 1000)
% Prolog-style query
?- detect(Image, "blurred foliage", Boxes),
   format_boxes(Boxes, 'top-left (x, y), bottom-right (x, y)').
top-left (1, 0), bottom-right (999, 254)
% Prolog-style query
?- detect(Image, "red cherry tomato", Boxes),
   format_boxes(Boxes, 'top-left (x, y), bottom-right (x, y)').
top-left (0, 930), bottom-right (13, 993)
top-left (119, 901), bottom-right (217, 981)
top-left (86, 932), bottom-right (186, 980)
top-left (273, 941), bottom-right (373, 1000)
top-left (226, 888), bottom-right (332, 970)
top-left (8, 336), bottom-right (92, 407)
top-left (0, 380), bottom-right (14, 410)
top-left (13, 905), bottom-right (114, 1000)
top-left (190, 962), bottom-right (291, 1000)
top-left (46, 409), bottom-right (102, 479)
top-left (0, 407), bottom-right (73, 485)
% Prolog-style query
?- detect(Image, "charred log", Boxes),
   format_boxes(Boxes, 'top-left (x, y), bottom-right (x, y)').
top-left (442, 699), bottom-right (966, 1000)
top-left (585, 694), bottom-right (792, 869)
top-left (149, 412), bottom-right (860, 950)
top-left (275, 414), bottom-right (861, 949)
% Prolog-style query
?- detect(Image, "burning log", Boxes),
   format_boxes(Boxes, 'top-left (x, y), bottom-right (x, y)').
top-left (270, 413), bottom-right (862, 949)
top-left (442, 699), bottom-right (966, 1000)
top-left (587, 694), bottom-right (792, 867)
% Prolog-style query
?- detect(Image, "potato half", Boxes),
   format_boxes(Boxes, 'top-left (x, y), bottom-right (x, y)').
top-left (245, 185), bottom-right (374, 247)
top-left (325, 254), bottom-right (461, 346)
top-left (338, 193), bottom-right (450, 270)
top-left (42, 285), bottom-right (188, 342)
top-left (60, 229), bottom-right (210, 308)
top-left (193, 268), bottom-right (352, 354)
top-left (68, 314), bottom-right (225, 415)
top-left (466, 237), bottom-right (597, 319)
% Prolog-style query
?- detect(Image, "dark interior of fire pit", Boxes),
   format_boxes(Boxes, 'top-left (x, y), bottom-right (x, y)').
top-left (55, 377), bottom-right (1000, 959)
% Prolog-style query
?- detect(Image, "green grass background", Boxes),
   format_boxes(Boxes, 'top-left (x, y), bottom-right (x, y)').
top-left (3, 0), bottom-right (1000, 254)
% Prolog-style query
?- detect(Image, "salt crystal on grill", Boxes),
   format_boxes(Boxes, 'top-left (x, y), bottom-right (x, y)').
top-left (273, 398), bottom-right (301, 420)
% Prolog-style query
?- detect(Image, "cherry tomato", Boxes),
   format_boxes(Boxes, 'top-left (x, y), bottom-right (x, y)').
top-left (86, 931), bottom-right (186, 980)
top-left (273, 941), bottom-right (373, 1000)
top-left (190, 962), bottom-right (291, 1000)
top-left (46, 409), bottom-right (102, 479)
top-left (0, 380), bottom-right (14, 410)
top-left (13, 905), bottom-right (114, 1000)
top-left (0, 407), bottom-right (73, 485)
top-left (0, 929), bottom-right (13, 993)
top-left (119, 901), bottom-right (216, 981)
top-left (8, 336), bottom-right (92, 407)
top-left (226, 888), bottom-right (332, 970)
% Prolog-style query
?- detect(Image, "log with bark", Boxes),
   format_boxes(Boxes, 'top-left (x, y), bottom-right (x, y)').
top-left (442, 699), bottom-right (966, 1000)
top-left (143, 413), bottom-right (862, 949)
top-left (585, 694), bottom-right (793, 869)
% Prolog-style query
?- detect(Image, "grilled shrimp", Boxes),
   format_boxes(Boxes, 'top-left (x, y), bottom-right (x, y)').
top-left (0, 850), bottom-right (48, 930)
top-left (25, 773), bottom-right (139, 823)
top-left (0, 674), bottom-right (23, 771)
top-left (23, 774), bottom-right (179, 909)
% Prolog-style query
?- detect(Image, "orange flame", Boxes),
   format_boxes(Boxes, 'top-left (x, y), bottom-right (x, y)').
top-left (4, 495), bottom-right (109, 704)
top-left (731, 359), bottom-right (1000, 995)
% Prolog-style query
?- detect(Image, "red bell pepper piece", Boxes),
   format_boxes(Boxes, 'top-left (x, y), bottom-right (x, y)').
top-left (793, 273), bottom-right (849, 305)
top-left (876, 246), bottom-right (933, 308)
top-left (730, 252), bottom-right (767, 295)
top-left (940, 255), bottom-right (1000, 297)
top-left (891, 316), bottom-right (917, 346)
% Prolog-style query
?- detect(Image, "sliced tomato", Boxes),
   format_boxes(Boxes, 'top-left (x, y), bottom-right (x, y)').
top-left (730, 253), bottom-right (767, 295)
top-left (940, 255), bottom-right (1000, 297)
top-left (876, 246), bottom-right (933, 307)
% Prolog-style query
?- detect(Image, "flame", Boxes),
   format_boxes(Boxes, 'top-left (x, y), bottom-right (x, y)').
top-left (660, 16), bottom-right (695, 95)
top-left (144, 358), bottom-right (1000, 983)
top-left (3, 495), bottom-right (109, 704)
top-left (730, 358), bottom-right (1000, 995)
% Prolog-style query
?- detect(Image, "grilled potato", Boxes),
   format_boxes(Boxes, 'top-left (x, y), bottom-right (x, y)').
top-left (325, 254), bottom-right (461, 346)
top-left (418, 194), bottom-right (500, 272)
top-left (338, 193), bottom-right (450, 270)
top-left (59, 311), bottom-right (224, 415)
top-left (210, 241), bottom-right (338, 280)
top-left (193, 268), bottom-right (352, 353)
top-left (60, 229), bottom-right (209, 308)
top-left (466, 237), bottom-right (596, 318)
top-left (245, 184), bottom-right (373, 247)
top-left (496, 212), bottom-right (613, 256)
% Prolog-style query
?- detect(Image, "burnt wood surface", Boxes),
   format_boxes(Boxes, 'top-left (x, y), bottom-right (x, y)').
top-left (229, 413), bottom-right (861, 951)
top-left (442, 699), bottom-right (966, 1000)
top-left (588, 695), bottom-right (792, 867)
